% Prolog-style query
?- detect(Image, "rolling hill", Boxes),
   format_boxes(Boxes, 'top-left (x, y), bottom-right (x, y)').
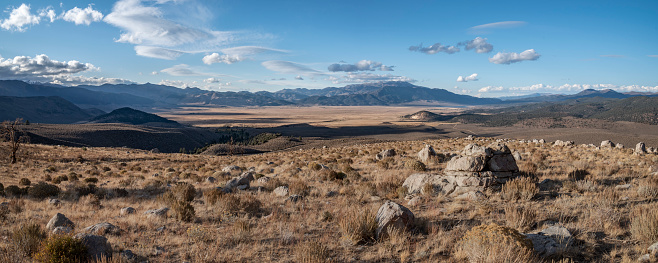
top-left (0, 96), bottom-right (102, 123)
top-left (88, 107), bottom-right (180, 126)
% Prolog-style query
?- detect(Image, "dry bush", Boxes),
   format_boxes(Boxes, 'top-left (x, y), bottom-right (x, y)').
top-left (501, 177), bottom-right (538, 201)
top-left (338, 207), bottom-right (377, 245)
top-left (568, 169), bottom-right (589, 181)
top-left (27, 182), bottom-right (60, 199)
top-left (216, 193), bottom-right (261, 217)
top-left (295, 240), bottom-right (332, 263)
top-left (404, 160), bottom-right (426, 172)
top-left (289, 180), bottom-right (309, 196)
top-left (203, 188), bottom-right (223, 205)
top-left (630, 203), bottom-right (658, 243)
top-left (35, 234), bottom-right (87, 263)
top-left (11, 222), bottom-right (47, 258)
top-left (638, 176), bottom-right (658, 198)
top-left (504, 204), bottom-right (537, 232)
top-left (456, 223), bottom-right (535, 263)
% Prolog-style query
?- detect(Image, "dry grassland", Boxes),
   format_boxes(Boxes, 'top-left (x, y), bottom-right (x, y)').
top-left (0, 136), bottom-right (657, 262)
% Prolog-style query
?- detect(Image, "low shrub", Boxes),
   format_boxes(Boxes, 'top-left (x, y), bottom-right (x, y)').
top-left (404, 160), bottom-right (426, 172)
top-left (456, 223), bottom-right (535, 263)
top-left (5, 185), bottom-right (25, 197)
top-left (19, 178), bottom-right (31, 186)
top-left (295, 240), bottom-right (331, 263)
top-left (638, 177), bottom-right (658, 199)
top-left (12, 222), bottom-right (47, 258)
top-left (27, 182), bottom-right (60, 199)
top-left (338, 207), bottom-right (377, 245)
top-left (83, 177), bottom-right (98, 184)
top-left (203, 188), bottom-right (223, 206)
top-left (172, 200), bottom-right (195, 222)
top-left (501, 177), bottom-right (538, 201)
top-left (630, 203), bottom-right (658, 243)
top-left (35, 235), bottom-right (87, 263)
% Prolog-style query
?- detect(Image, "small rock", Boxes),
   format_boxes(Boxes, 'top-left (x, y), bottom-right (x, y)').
top-left (417, 145), bottom-right (437, 163)
top-left (636, 142), bottom-right (648, 154)
top-left (615, 184), bottom-right (631, 190)
top-left (222, 165), bottom-right (242, 173)
top-left (525, 225), bottom-right (572, 258)
top-left (144, 208), bottom-right (169, 219)
top-left (153, 246), bottom-right (165, 256)
top-left (375, 149), bottom-right (396, 160)
top-left (120, 207), bottom-right (136, 215)
top-left (286, 194), bottom-right (303, 203)
top-left (84, 222), bottom-right (121, 235)
top-left (52, 226), bottom-right (73, 235)
top-left (236, 184), bottom-right (249, 190)
top-left (325, 191), bottom-right (338, 197)
top-left (407, 196), bottom-right (422, 207)
top-left (46, 213), bottom-right (74, 231)
top-left (256, 176), bottom-right (271, 184)
top-left (273, 186), bottom-right (289, 197)
top-left (455, 191), bottom-right (486, 201)
top-left (647, 241), bottom-right (658, 257)
top-left (120, 250), bottom-right (135, 261)
top-left (48, 199), bottom-right (61, 206)
top-left (205, 177), bottom-right (216, 183)
top-left (638, 254), bottom-right (651, 263)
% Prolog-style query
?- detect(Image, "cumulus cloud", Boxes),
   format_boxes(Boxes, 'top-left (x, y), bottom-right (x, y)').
top-left (489, 49), bottom-right (540, 64)
top-left (457, 73), bottom-right (478, 82)
top-left (0, 53), bottom-right (133, 85)
top-left (202, 53), bottom-right (243, 65)
top-left (62, 5), bottom-right (103, 25)
top-left (327, 60), bottom-right (394, 72)
top-left (469, 21), bottom-right (527, 32)
top-left (261, 60), bottom-right (323, 76)
top-left (459, 37), bottom-right (493, 53)
top-left (329, 73), bottom-right (416, 84)
top-left (1, 4), bottom-right (41, 31)
top-left (295, 75), bottom-right (303, 80)
top-left (38, 7), bottom-right (57, 23)
top-left (204, 77), bottom-right (221, 83)
top-left (478, 86), bottom-right (503, 93)
top-left (409, 43), bottom-right (460, 54)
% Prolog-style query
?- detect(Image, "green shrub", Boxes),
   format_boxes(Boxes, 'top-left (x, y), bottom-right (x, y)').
top-left (19, 178), bottom-right (31, 186)
top-left (12, 222), bottom-right (47, 258)
top-left (35, 235), bottom-right (87, 263)
top-left (5, 185), bottom-right (25, 197)
top-left (27, 182), bottom-right (60, 199)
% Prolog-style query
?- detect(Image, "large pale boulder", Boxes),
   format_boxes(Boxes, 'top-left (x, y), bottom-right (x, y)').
top-left (446, 156), bottom-right (487, 172)
top-left (601, 140), bottom-right (615, 148)
top-left (375, 201), bottom-right (415, 239)
top-left (402, 173), bottom-right (431, 194)
top-left (461, 144), bottom-right (492, 157)
top-left (46, 213), bottom-right (74, 231)
top-left (636, 142), bottom-right (648, 154)
top-left (417, 145), bottom-right (437, 163)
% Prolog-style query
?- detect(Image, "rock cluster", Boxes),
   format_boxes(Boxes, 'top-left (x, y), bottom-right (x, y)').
top-left (224, 171), bottom-right (255, 191)
top-left (375, 149), bottom-right (396, 160)
top-left (403, 143), bottom-right (520, 197)
top-left (553, 140), bottom-right (574, 147)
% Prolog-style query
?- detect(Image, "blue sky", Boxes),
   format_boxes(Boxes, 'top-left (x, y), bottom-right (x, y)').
top-left (1, 0), bottom-right (657, 97)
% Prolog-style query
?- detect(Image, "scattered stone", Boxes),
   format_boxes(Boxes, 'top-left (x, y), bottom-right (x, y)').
top-left (52, 226), bottom-right (73, 235)
top-left (615, 143), bottom-right (624, 149)
top-left (636, 142), bottom-right (648, 154)
top-left (256, 176), bottom-right (271, 184)
top-left (153, 246), bottom-right (165, 256)
top-left (46, 213), bottom-right (74, 231)
top-left (512, 151), bottom-right (523, 161)
top-left (286, 194), bottom-right (303, 203)
top-left (601, 140), bottom-right (615, 148)
top-left (224, 172), bottom-right (255, 190)
top-left (553, 140), bottom-right (574, 147)
top-left (156, 226), bottom-right (166, 232)
top-left (325, 191), bottom-right (338, 197)
top-left (273, 186), bottom-right (289, 197)
top-left (375, 201), bottom-right (414, 239)
top-left (144, 208), bottom-right (169, 219)
top-left (222, 165), bottom-right (242, 173)
top-left (375, 149), bottom-right (396, 160)
top-left (539, 139), bottom-right (546, 143)
top-left (84, 222), bottom-right (121, 235)
top-left (120, 250), bottom-right (135, 261)
top-left (407, 196), bottom-right (422, 207)
top-left (236, 185), bottom-right (249, 190)
top-left (205, 177), bottom-right (216, 183)
top-left (74, 233), bottom-right (112, 260)
top-left (120, 207), bottom-right (135, 215)
top-left (615, 184), bottom-right (632, 190)
top-left (648, 241), bottom-right (658, 257)
top-left (48, 198), bottom-right (61, 206)
top-left (417, 145), bottom-right (437, 163)
top-left (524, 225), bottom-right (572, 258)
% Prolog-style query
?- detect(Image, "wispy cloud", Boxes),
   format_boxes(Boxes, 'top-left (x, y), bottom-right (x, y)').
top-left (327, 60), bottom-right (393, 72)
top-left (410, 37), bottom-right (494, 55)
top-left (489, 49), bottom-right (540, 64)
top-left (457, 73), bottom-right (478, 82)
top-left (469, 21), bottom-right (527, 33)
top-left (135, 46), bottom-right (186, 60)
top-left (1, 4), bottom-right (41, 31)
top-left (328, 72), bottom-right (415, 84)
top-left (649, 55), bottom-right (658, 58)
top-left (261, 60), bottom-right (323, 76)
top-left (202, 46), bottom-right (287, 65)
top-left (409, 43), bottom-right (460, 54)
top-left (477, 83), bottom-right (658, 94)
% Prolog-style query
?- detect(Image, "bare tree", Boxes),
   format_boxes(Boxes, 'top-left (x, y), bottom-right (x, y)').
top-left (1, 118), bottom-right (29, 164)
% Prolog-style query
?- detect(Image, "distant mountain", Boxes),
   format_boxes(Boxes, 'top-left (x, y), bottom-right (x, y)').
top-left (506, 89), bottom-right (633, 103)
top-left (88, 107), bottom-right (179, 126)
top-left (78, 83), bottom-right (205, 104)
top-left (0, 96), bottom-right (100, 123)
top-left (0, 80), bottom-right (155, 110)
top-left (180, 91), bottom-right (293, 106)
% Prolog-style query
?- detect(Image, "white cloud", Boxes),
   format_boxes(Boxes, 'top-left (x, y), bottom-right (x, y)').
top-left (460, 37), bottom-right (493, 53)
top-left (1, 4), bottom-right (41, 31)
top-left (409, 43), bottom-right (460, 54)
top-left (161, 64), bottom-right (201, 76)
top-left (221, 46), bottom-right (287, 56)
top-left (135, 46), bottom-right (186, 60)
top-left (158, 79), bottom-right (190, 88)
top-left (478, 86), bottom-right (503, 93)
top-left (261, 60), bottom-right (323, 76)
top-left (457, 73), bottom-right (479, 82)
top-left (0, 53), bottom-right (133, 85)
top-left (62, 5), bottom-right (103, 25)
top-left (295, 75), bottom-right (303, 80)
top-left (202, 53), bottom-right (243, 65)
top-left (331, 72), bottom-right (416, 84)
top-left (328, 60), bottom-right (394, 72)
top-left (38, 7), bottom-right (57, 23)
top-left (204, 77), bottom-right (221, 83)
top-left (470, 21), bottom-right (527, 31)
top-left (151, 71), bottom-right (158, 75)
top-left (489, 49), bottom-right (540, 64)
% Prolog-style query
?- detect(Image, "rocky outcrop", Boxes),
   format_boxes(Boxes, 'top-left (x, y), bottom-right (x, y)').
top-left (375, 201), bottom-right (414, 239)
top-left (417, 145), bottom-right (437, 163)
top-left (224, 172), bottom-right (255, 190)
top-left (403, 143), bottom-right (520, 197)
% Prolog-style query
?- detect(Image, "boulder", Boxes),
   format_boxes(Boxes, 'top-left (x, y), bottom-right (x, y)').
top-left (144, 208), bottom-right (169, 219)
top-left (273, 186), bottom-right (289, 197)
top-left (52, 226), bottom-right (73, 235)
top-left (601, 140), bottom-right (615, 148)
top-left (487, 142), bottom-right (511, 155)
top-left (524, 225), bottom-right (572, 258)
top-left (48, 199), bottom-right (61, 206)
top-left (446, 156), bottom-right (487, 172)
top-left (224, 172), bottom-right (255, 189)
top-left (46, 213), bottom-right (74, 231)
top-left (256, 176), bottom-right (271, 184)
top-left (512, 151), bottom-right (523, 161)
top-left (417, 145), bottom-right (437, 163)
top-left (461, 144), bottom-right (492, 157)
top-left (402, 173), bottom-right (431, 194)
top-left (74, 233), bottom-right (112, 260)
top-left (454, 190), bottom-right (486, 201)
top-left (375, 201), bottom-right (415, 239)
top-left (84, 222), bottom-right (121, 235)
top-left (120, 207), bottom-right (135, 215)
top-left (553, 140), bottom-right (574, 147)
top-left (376, 149), bottom-right (396, 160)
top-left (615, 143), bottom-right (624, 149)
top-left (488, 154), bottom-right (519, 172)
top-left (222, 165), bottom-right (242, 173)
top-left (636, 142), bottom-right (648, 154)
